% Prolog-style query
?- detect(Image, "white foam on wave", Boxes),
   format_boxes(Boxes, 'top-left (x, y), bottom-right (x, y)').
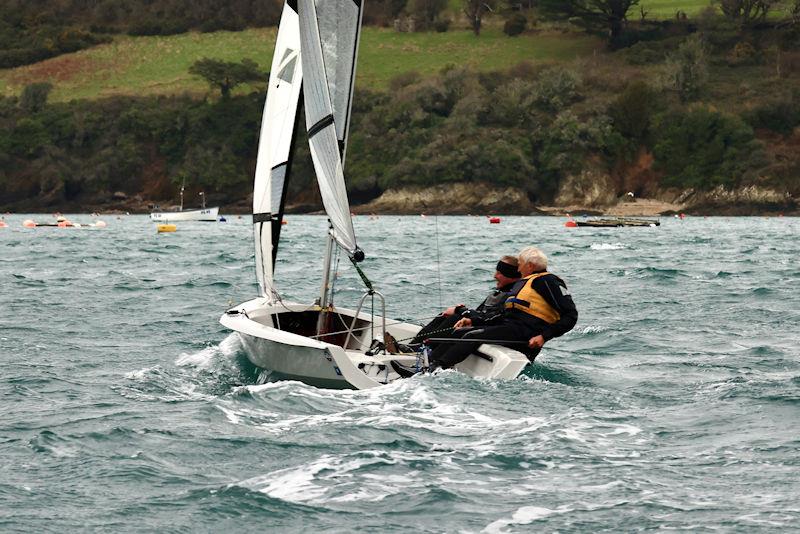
top-left (234, 452), bottom-right (407, 504)
top-left (124, 366), bottom-right (158, 380)
top-left (735, 513), bottom-right (793, 527)
top-left (591, 242), bottom-right (627, 250)
top-left (236, 459), bottom-right (330, 502)
top-left (483, 505), bottom-right (572, 533)
top-left (120, 363), bottom-right (218, 402)
top-left (579, 479), bottom-right (625, 491)
top-left (175, 333), bottom-right (242, 369)
top-left (581, 325), bottom-right (607, 334)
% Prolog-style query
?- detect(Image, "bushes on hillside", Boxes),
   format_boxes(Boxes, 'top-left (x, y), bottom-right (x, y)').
top-left (0, 20), bottom-right (111, 68)
top-left (0, 93), bottom-right (264, 208)
top-left (19, 83), bottom-right (54, 114)
top-left (663, 34), bottom-right (709, 102)
top-left (532, 67), bottom-right (583, 112)
top-left (652, 107), bottom-right (767, 189)
top-left (608, 81), bottom-right (664, 158)
top-left (504, 14), bottom-right (527, 37)
top-left (744, 94), bottom-right (800, 134)
top-left (0, 0), bottom-right (281, 67)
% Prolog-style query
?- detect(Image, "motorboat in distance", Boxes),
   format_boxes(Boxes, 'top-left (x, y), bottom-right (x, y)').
top-left (150, 189), bottom-right (219, 222)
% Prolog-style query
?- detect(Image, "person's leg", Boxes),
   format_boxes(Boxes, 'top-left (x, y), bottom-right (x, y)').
top-left (432, 325), bottom-right (524, 369)
top-left (427, 326), bottom-right (477, 365)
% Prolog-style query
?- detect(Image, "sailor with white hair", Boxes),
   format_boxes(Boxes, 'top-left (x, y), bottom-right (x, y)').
top-left (427, 246), bottom-right (578, 370)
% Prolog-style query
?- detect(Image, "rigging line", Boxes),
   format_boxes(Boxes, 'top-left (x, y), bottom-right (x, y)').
top-left (434, 215), bottom-right (443, 311)
top-left (307, 314), bottom-right (441, 340)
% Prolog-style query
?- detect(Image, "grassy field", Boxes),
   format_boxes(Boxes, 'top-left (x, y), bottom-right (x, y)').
top-left (0, 27), bottom-right (599, 102)
top-left (640, 0), bottom-right (792, 17)
top-left (639, 0), bottom-right (713, 17)
top-left (444, 0), bottom-right (713, 18)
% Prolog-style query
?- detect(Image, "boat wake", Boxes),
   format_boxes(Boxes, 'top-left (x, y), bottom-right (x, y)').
top-left (175, 333), bottom-right (243, 371)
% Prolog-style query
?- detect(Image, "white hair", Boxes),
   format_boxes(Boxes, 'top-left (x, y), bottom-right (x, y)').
top-left (518, 246), bottom-right (548, 271)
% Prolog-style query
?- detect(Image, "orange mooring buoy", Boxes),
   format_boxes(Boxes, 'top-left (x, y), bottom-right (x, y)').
top-left (489, 217), bottom-right (501, 224)
top-left (565, 220), bottom-right (578, 228)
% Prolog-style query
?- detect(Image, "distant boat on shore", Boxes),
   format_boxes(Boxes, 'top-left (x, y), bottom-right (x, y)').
top-left (23, 216), bottom-right (107, 228)
top-left (565, 217), bottom-right (660, 228)
top-left (150, 188), bottom-right (219, 222)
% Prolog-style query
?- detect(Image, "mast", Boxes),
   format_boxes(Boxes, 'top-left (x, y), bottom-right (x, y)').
top-left (317, 229), bottom-right (335, 310)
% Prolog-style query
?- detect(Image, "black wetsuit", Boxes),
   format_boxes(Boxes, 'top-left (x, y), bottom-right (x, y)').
top-left (411, 282), bottom-right (517, 344)
top-left (430, 271), bottom-right (578, 368)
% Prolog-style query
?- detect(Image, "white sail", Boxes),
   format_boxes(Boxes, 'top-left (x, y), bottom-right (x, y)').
top-left (298, 0), bottom-right (358, 255)
top-left (253, 1), bottom-right (303, 300)
top-left (315, 0), bottom-right (364, 162)
top-left (221, 0), bottom-right (534, 391)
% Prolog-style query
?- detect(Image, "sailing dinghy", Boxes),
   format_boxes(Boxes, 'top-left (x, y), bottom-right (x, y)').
top-left (220, 0), bottom-right (530, 389)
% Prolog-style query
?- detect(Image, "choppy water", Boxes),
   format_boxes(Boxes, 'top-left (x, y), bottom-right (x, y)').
top-left (1, 214), bottom-right (799, 532)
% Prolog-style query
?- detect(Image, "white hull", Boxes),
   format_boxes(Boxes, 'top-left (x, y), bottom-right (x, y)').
top-left (150, 207), bottom-right (219, 222)
top-left (221, 298), bottom-right (531, 390)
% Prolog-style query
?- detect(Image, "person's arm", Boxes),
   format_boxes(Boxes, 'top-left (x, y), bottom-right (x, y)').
top-left (532, 275), bottom-right (578, 341)
top-left (442, 304), bottom-right (466, 317)
top-left (467, 287), bottom-right (511, 325)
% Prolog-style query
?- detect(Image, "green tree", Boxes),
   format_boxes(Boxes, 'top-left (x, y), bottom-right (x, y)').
top-left (189, 57), bottom-right (264, 98)
top-left (19, 82), bottom-right (53, 113)
top-left (408, 0), bottom-right (448, 26)
top-left (463, 0), bottom-right (499, 36)
top-left (715, 0), bottom-right (777, 26)
top-left (533, 67), bottom-right (582, 112)
top-left (608, 81), bottom-right (660, 144)
top-left (10, 117), bottom-right (51, 158)
top-left (663, 34), bottom-right (708, 102)
top-left (538, 0), bottom-right (639, 47)
top-left (652, 107), bottom-right (766, 189)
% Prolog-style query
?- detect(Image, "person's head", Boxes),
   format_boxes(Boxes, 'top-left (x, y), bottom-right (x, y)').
top-left (494, 255), bottom-right (521, 287)
top-left (517, 247), bottom-right (548, 276)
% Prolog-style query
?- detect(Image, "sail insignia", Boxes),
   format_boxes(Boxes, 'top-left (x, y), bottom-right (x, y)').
top-left (277, 50), bottom-right (298, 83)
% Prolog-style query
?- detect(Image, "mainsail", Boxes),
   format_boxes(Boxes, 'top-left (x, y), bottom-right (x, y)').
top-left (253, 1), bottom-right (303, 299)
top-left (298, 0), bottom-right (361, 256)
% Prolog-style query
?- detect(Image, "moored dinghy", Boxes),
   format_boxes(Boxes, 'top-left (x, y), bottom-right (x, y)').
top-left (220, 0), bottom-right (530, 389)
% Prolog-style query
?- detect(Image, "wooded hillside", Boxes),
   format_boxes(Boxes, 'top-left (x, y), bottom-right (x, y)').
top-left (1, 1), bottom-right (799, 214)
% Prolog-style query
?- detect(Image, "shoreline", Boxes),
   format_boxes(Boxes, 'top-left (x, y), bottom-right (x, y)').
top-left (2, 192), bottom-right (798, 218)
top-left (3, 203), bottom-right (797, 218)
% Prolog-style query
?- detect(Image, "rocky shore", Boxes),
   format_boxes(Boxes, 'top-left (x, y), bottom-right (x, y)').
top-left (349, 182), bottom-right (798, 217)
top-left (4, 182), bottom-right (797, 217)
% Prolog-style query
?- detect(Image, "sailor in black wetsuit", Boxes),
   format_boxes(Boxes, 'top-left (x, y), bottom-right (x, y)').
top-left (428, 246), bottom-right (578, 369)
top-left (410, 256), bottom-right (521, 345)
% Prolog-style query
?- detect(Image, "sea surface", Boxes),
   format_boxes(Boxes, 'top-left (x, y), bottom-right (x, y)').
top-left (1, 214), bottom-right (798, 532)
